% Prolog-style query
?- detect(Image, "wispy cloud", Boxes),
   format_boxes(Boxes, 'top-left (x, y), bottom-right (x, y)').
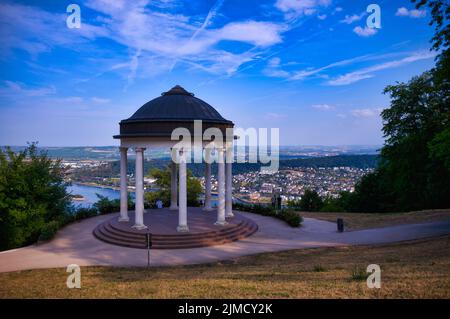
top-left (0, 2), bottom-right (108, 57)
top-left (124, 49), bottom-right (142, 91)
top-left (0, 81), bottom-right (56, 97)
top-left (91, 97), bottom-right (110, 104)
top-left (311, 104), bottom-right (334, 110)
top-left (396, 7), bottom-right (426, 18)
top-left (351, 108), bottom-right (382, 118)
top-left (289, 52), bottom-right (385, 80)
top-left (1, 1), bottom-right (287, 83)
top-left (189, 0), bottom-right (225, 41)
top-left (265, 112), bottom-right (286, 120)
top-left (340, 13), bottom-right (364, 24)
top-left (275, 0), bottom-right (332, 20)
top-left (263, 57), bottom-right (290, 77)
top-left (353, 26), bottom-right (377, 37)
top-left (327, 51), bottom-right (436, 85)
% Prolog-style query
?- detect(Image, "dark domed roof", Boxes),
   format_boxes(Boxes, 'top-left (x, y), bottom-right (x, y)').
top-left (124, 85), bottom-right (232, 124)
top-left (114, 85), bottom-right (233, 139)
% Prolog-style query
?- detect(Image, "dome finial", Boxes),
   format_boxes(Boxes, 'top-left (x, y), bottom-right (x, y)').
top-left (162, 85), bottom-right (194, 96)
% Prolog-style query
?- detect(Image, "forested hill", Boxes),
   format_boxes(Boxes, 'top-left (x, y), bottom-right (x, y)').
top-left (280, 155), bottom-right (379, 169)
top-left (73, 155), bottom-right (379, 178)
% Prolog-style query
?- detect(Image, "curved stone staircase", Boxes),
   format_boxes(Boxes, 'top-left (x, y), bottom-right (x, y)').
top-left (93, 215), bottom-right (258, 249)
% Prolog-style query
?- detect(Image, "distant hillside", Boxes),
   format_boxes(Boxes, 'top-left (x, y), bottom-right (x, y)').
top-left (1, 145), bottom-right (380, 161)
top-left (280, 155), bottom-right (379, 169)
top-left (72, 155), bottom-right (379, 178)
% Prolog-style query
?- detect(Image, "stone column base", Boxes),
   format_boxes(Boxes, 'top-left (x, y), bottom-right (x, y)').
top-left (214, 220), bottom-right (228, 226)
top-left (132, 224), bottom-right (148, 230)
top-left (226, 212), bottom-right (235, 218)
top-left (177, 225), bottom-right (189, 232)
top-left (203, 207), bottom-right (213, 212)
top-left (169, 205), bottom-right (178, 210)
top-left (118, 216), bottom-right (130, 222)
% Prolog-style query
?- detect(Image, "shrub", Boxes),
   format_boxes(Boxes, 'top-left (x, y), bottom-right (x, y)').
top-left (57, 212), bottom-right (76, 226)
top-left (278, 209), bottom-right (302, 227)
top-left (320, 197), bottom-right (345, 212)
top-left (350, 266), bottom-right (368, 281)
top-left (313, 265), bottom-right (327, 272)
top-left (93, 194), bottom-right (120, 214)
top-left (0, 143), bottom-right (71, 250)
top-left (233, 203), bottom-right (302, 227)
top-left (74, 207), bottom-right (98, 220)
top-left (38, 221), bottom-right (60, 241)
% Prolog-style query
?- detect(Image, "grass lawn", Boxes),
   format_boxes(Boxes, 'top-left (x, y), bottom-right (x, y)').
top-left (1, 235), bottom-right (449, 298)
top-left (300, 209), bottom-right (450, 230)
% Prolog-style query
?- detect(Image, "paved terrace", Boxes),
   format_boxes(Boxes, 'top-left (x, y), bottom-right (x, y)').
top-left (1, 210), bottom-right (450, 273)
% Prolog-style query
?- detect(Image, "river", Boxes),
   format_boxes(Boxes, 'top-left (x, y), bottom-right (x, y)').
top-left (68, 184), bottom-right (128, 208)
top-left (68, 184), bottom-right (246, 208)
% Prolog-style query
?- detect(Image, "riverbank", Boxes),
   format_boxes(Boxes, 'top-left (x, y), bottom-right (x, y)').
top-left (70, 181), bottom-right (121, 191)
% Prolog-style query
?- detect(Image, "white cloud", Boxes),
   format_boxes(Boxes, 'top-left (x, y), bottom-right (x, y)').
top-left (289, 53), bottom-right (381, 80)
top-left (263, 57), bottom-right (290, 78)
top-left (189, 0), bottom-right (225, 41)
top-left (318, 14), bottom-right (327, 20)
top-left (340, 13), bottom-right (364, 24)
top-left (218, 21), bottom-right (285, 47)
top-left (353, 26), bottom-right (378, 37)
top-left (0, 3), bottom-right (108, 56)
top-left (268, 57), bottom-right (282, 67)
top-left (396, 7), bottom-right (426, 18)
top-left (351, 108), bottom-right (382, 118)
top-left (327, 51), bottom-right (437, 86)
top-left (85, 1), bottom-right (287, 79)
top-left (275, 0), bottom-right (332, 19)
top-left (265, 112), bottom-right (286, 120)
top-left (91, 97), bottom-right (111, 104)
top-left (1, 1), bottom-right (287, 82)
top-left (0, 81), bottom-right (56, 97)
top-left (311, 104), bottom-right (334, 110)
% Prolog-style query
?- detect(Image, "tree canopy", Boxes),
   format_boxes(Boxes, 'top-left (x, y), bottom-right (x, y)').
top-left (331, 0), bottom-right (450, 212)
top-left (0, 143), bottom-right (71, 250)
top-left (145, 166), bottom-right (202, 207)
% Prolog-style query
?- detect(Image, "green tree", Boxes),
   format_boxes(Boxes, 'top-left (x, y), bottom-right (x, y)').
top-left (429, 127), bottom-right (450, 171)
top-left (144, 166), bottom-right (202, 207)
top-left (336, 0), bottom-right (450, 212)
top-left (299, 189), bottom-right (323, 212)
top-left (0, 143), bottom-right (71, 250)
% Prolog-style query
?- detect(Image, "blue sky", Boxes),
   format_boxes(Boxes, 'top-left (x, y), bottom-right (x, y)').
top-left (0, 0), bottom-right (437, 146)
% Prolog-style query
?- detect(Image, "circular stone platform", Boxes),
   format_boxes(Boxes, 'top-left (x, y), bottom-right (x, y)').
top-left (93, 207), bottom-right (258, 249)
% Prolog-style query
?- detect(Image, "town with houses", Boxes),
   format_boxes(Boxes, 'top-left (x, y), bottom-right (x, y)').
top-left (61, 157), bottom-right (373, 204)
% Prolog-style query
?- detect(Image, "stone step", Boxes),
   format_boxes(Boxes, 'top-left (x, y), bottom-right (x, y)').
top-left (106, 220), bottom-right (251, 242)
top-left (108, 219), bottom-right (248, 240)
top-left (96, 222), bottom-right (256, 247)
top-left (93, 216), bottom-right (258, 250)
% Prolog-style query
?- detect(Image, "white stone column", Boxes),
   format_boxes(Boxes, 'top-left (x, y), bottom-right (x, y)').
top-left (119, 147), bottom-right (129, 222)
top-left (215, 147), bottom-right (227, 225)
top-left (177, 149), bottom-right (189, 232)
top-left (133, 147), bottom-right (147, 230)
top-left (169, 161), bottom-right (178, 210)
top-left (225, 146), bottom-right (234, 218)
top-left (203, 148), bottom-right (212, 211)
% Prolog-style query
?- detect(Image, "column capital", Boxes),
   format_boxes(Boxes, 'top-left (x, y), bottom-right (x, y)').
top-left (134, 147), bottom-right (146, 152)
top-left (119, 146), bottom-right (128, 152)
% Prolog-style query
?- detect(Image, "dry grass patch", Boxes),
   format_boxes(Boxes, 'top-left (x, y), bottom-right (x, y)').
top-left (1, 236), bottom-right (449, 298)
top-left (301, 209), bottom-right (450, 230)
